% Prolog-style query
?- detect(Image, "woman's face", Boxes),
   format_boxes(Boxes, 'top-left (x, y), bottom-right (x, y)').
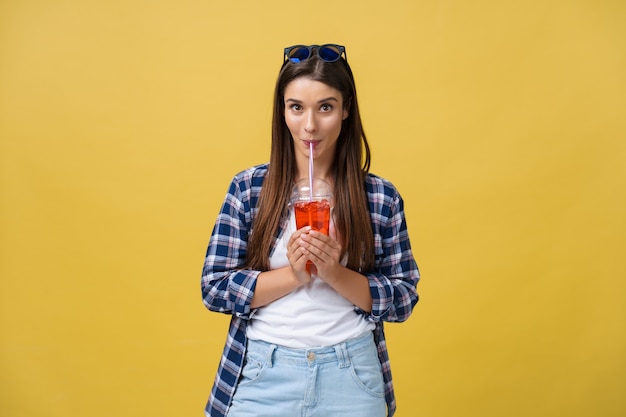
top-left (284, 77), bottom-right (348, 173)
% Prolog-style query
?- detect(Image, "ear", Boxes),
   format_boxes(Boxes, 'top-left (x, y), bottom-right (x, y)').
top-left (343, 97), bottom-right (352, 120)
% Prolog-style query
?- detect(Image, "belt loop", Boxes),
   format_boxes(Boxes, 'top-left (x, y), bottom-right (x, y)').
top-left (267, 344), bottom-right (277, 368)
top-left (334, 342), bottom-right (350, 368)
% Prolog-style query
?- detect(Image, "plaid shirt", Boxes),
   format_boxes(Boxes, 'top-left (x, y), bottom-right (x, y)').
top-left (201, 164), bottom-right (420, 417)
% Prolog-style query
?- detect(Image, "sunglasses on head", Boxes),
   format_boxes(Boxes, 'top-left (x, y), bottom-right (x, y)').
top-left (284, 44), bottom-right (347, 63)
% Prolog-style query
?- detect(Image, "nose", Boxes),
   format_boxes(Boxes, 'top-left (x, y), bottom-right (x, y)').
top-left (304, 111), bottom-right (317, 133)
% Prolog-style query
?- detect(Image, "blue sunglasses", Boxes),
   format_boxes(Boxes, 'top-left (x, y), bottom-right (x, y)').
top-left (284, 44), bottom-right (347, 63)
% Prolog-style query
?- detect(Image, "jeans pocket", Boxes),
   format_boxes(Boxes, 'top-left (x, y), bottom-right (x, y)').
top-left (238, 351), bottom-right (267, 386)
top-left (349, 347), bottom-right (385, 397)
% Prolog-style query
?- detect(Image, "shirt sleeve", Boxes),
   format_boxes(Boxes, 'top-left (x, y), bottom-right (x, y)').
top-left (364, 186), bottom-right (420, 323)
top-left (201, 175), bottom-right (259, 319)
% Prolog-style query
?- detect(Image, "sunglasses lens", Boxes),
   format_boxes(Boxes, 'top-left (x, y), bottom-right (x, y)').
top-left (287, 46), bottom-right (310, 63)
top-left (319, 45), bottom-right (341, 62)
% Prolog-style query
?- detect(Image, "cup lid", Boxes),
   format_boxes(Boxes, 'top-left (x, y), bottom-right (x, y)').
top-left (290, 178), bottom-right (333, 204)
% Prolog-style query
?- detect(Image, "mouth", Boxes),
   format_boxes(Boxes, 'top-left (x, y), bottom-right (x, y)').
top-left (303, 140), bottom-right (321, 148)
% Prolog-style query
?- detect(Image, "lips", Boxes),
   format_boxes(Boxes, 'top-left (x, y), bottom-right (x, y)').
top-left (303, 140), bottom-right (321, 147)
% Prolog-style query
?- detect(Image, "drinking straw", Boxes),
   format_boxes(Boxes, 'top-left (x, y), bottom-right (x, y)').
top-left (308, 142), bottom-right (314, 228)
top-left (308, 142), bottom-right (314, 200)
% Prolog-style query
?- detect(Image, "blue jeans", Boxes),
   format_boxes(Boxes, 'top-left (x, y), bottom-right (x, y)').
top-left (226, 331), bottom-right (386, 417)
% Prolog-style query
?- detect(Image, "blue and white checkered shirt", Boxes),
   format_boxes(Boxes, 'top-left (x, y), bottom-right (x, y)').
top-left (201, 164), bottom-right (420, 417)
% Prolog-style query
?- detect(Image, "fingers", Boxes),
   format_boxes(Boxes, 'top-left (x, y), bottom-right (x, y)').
top-left (287, 227), bottom-right (310, 248)
top-left (303, 230), bottom-right (340, 251)
top-left (299, 230), bottom-right (341, 266)
top-left (287, 241), bottom-right (308, 267)
top-left (287, 229), bottom-right (312, 281)
top-left (289, 229), bottom-right (341, 282)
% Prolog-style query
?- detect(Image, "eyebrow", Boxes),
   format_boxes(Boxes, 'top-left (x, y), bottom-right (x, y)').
top-left (285, 97), bottom-right (340, 104)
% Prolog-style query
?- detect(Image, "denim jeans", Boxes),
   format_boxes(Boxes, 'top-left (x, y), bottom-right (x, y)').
top-left (226, 331), bottom-right (386, 417)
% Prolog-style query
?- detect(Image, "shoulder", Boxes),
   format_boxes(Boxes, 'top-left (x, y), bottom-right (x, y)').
top-left (364, 172), bottom-right (401, 200)
top-left (228, 163), bottom-right (269, 193)
top-left (364, 173), bottom-right (405, 222)
top-left (231, 163), bottom-right (269, 185)
top-left (221, 164), bottom-right (269, 212)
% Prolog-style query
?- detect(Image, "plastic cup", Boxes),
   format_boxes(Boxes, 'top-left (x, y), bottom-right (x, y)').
top-left (292, 178), bottom-right (332, 235)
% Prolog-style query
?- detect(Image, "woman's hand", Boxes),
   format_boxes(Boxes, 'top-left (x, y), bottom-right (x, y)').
top-left (287, 227), bottom-right (313, 285)
top-left (296, 224), bottom-right (374, 312)
top-left (299, 228), bottom-right (343, 284)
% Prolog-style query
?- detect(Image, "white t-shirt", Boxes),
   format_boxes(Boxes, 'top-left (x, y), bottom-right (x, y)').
top-left (246, 209), bottom-right (375, 348)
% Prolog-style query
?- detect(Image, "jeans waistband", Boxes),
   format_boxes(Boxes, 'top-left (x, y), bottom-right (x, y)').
top-left (246, 331), bottom-right (375, 367)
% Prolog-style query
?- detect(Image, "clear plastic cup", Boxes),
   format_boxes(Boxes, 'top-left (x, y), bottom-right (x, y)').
top-left (291, 178), bottom-right (332, 235)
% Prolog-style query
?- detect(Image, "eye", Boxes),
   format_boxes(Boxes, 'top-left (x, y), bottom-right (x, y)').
top-left (289, 103), bottom-right (303, 111)
top-left (320, 103), bottom-right (333, 112)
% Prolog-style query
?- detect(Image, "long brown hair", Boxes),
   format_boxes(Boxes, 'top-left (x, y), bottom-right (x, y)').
top-left (246, 52), bottom-right (375, 272)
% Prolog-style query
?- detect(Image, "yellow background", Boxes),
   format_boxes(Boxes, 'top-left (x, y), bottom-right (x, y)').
top-left (1, 1), bottom-right (624, 416)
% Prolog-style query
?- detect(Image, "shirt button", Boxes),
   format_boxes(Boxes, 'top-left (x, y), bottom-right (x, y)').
top-left (307, 352), bottom-right (316, 361)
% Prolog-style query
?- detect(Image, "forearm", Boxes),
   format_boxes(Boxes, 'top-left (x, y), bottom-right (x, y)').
top-left (324, 266), bottom-right (373, 313)
top-left (250, 266), bottom-right (303, 309)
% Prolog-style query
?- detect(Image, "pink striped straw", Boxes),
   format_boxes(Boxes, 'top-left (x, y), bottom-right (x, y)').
top-left (308, 142), bottom-right (314, 200)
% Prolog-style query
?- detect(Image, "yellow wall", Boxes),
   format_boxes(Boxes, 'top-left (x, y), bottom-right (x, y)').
top-left (1, 1), bottom-right (624, 416)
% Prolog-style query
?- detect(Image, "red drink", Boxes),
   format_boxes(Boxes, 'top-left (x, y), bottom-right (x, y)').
top-left (292, 178), bottom-right (332, 272)
top-left (294, 199), bottom-right (330, 272)
top-left (294, 200), bottom-right (331, 235)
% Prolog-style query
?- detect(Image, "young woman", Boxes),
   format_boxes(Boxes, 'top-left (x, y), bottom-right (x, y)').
top-left (201, 44), bottom-right (420, 417)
